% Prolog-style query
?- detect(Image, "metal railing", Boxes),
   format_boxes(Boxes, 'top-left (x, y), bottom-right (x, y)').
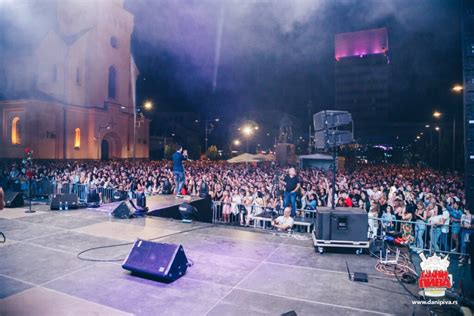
top-left (1, 178), bottom-right (139, 204)
top-left (212, 201), bottom-right (317, 233)
top-left (370, 216), bottom-right (472, 256)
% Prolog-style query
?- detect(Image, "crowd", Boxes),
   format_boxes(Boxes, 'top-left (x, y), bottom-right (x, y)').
top-left (0, 158), bottom-right (472, 259)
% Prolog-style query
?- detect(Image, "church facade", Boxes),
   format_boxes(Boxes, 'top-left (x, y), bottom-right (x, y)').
top-left (0, 0), bottom-right (148, 159)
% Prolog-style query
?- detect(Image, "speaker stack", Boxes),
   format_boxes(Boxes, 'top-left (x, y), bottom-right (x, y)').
top-left (313, 110), bottom-right (353, 150)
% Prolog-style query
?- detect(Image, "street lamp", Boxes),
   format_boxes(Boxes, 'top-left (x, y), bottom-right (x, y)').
top-left (143, 100), bottom-right (153, 111)
top-left (233, 139), bottom-right (241, 146)
top-left (433, 110), bottom-right (456, 171)
top-left (133, 100), bottom-right (154, 160)
top-left (452, 84), bottom-right (463, 92)
top-left (196, 118), bottom-right (219, 157)
top-left (435, 126), bottom-right (441, 169)
top-left (240, 123), bottom-right (258, 153)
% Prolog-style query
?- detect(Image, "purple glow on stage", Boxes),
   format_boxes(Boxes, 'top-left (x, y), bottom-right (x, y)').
top-left (335, 28), bottom-right (388, 60)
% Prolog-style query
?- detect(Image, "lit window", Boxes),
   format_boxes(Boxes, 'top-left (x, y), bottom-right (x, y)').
top-left (74, 128), bottom-right (80, 148)
top-left (11, 116), bottom-right (21, 145)
top-left (76, 68), bottom-right (82, 86)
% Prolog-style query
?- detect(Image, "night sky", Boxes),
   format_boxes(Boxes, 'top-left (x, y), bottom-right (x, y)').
top-left (126, 0), bottom-right (463, 142)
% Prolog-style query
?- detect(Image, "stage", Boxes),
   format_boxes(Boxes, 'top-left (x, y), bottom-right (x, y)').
top-left (0, 204), bottom-right (461, 315)
top-left (94, 195), bottom-right (212, 223)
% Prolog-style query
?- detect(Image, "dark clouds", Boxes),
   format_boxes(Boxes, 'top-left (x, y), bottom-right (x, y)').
top-left (127, 0), bottom-right (462, 128)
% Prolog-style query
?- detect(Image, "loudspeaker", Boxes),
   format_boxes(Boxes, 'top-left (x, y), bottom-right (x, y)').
top-left (5, 191), bottom-right (24, 208)
top-left (112, 190), bottom-right (127, 202)
top-left (111, 200), bottom-right (135, 219)
top-left (315, 207), bottom-right (368, 242)
top-left (122, 239), bottom-right (188, 282)
top-left (314, 130), bottom-right (353, 149)
top-left (313, 110), bottom-right (352, 131)
top-left (87, 191), bottom-right (100, 203)
top-left (50, 194), bottom-right (78, 210)
top-left (136, 192), bottom-right (146, 208)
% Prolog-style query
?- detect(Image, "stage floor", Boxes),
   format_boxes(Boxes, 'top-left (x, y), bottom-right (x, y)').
top-left (91, 195), bottom-right (203, 214)
top-left (0, 204), bottom-right (458, 315)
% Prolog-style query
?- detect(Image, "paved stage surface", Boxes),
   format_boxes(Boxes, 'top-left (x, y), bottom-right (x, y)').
top-left (0, 204), bottom-right (428, 315)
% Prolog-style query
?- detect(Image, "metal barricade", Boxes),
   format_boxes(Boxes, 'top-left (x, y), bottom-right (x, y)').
top-left (372, 217), bottom-right (468, 257)
top-left (211, 201), bottom-right (314, 232)
top-left (212, 201), bottom-right (241, 225)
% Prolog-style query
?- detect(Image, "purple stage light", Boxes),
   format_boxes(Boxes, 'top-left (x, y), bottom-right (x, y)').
top-left (335, 28), bottom-right (388, 61)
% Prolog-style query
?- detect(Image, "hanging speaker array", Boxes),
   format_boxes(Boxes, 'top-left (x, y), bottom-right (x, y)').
top-left (313, 110), bottom-right (353, 149)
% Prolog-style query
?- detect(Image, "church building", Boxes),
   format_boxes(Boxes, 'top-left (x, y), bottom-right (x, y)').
top-left (0, 0), bottom-right (149, 159)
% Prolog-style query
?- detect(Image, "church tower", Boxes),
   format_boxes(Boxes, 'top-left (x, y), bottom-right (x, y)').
top-left (0, 0), bottom-right (148, 159)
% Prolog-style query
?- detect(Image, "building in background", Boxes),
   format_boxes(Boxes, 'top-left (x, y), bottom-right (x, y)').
top-left (334, 28), bottom-right (390, 143)
top-left (0, 0), bottom-right (148, 159)
top-left (463, 3), bottom-right (474, 209)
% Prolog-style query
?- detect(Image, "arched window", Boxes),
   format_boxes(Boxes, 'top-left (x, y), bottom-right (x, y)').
top-left (110, 36), bottom-right (119, 49)
top-left (108, 66), bottom-right (117, 99)
top-left (74, 128), bottom-right (80, 149)
top-left (11, 116), bottom-right (21, 145)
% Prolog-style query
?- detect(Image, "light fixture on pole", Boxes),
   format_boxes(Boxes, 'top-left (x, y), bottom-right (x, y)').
top-left (452, 84), bottom-right (463, 92)
top-left (433, 109), bottom-right (456, 170)
top-left (240, 123), bottom-right (258, 153)
top-left (133, 100), bottom-right (153, 160)
top-left (199, 118), bottom-right (219, 157)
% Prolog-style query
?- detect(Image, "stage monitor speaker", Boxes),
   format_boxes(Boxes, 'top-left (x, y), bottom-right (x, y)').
top-left (5, 191), bottom-right (24, 208)
top-left (122, 239), bottom-right (188, 282)
top-left (315, 207), bottom-right (368, 242)
top-left (112, 190), bottom-right (127, 202)
top-left (111, 200), bottom-right (135, 219)
top-left (313, 110), bottom-right (352, 131)
top-left (87, 191), bottom-right (100, 204)
top-left (50, 194), bottom-right (78, 210)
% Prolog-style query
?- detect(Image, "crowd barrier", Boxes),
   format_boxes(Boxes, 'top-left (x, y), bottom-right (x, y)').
top-left (212, 201), bottom-right (316, 233)
top-left (370, 217), bottom-right (472, 257)
top-left (3, 177), bottom-right (471, 257)
top-left (2, 178), bottom-right (138, 204)
top-left (212, 202), bottom-right (472, 256)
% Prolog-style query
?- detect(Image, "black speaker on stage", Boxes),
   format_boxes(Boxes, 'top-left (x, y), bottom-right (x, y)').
top-left (50, 194), bottom-right (78, 210)
top-left (122, 239), bottom-right (188, 282)
top-left (112, 190), bottom-right (127, 202)
top-left (111, 200), bottom-right (135, 219)
top-left (86, 190), bottom-right (100, 207)
top-left (5, 192), bottom-right (24, 208)
top-left (315, 207), bottom-right (368, 242)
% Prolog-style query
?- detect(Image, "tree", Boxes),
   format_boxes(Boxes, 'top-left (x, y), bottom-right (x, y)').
top-left (207, 145), bottom-right (219, 161)
top-left (164, 144), bottom-right (177, 160)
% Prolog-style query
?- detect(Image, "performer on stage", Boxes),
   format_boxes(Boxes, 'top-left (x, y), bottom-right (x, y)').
top-left (172, 146), bottom-right (188, 198)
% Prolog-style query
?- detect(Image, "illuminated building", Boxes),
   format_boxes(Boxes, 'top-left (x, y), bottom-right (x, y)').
top-left (0, 0), bottom-right (148, 159)
top-left (463, 3), bottom-right (474, 208)
top-left (334, 28), bottom-right (390, 143)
